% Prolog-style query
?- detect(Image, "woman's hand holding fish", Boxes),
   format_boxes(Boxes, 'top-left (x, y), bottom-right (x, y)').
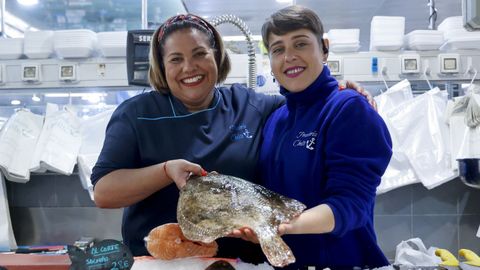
top-left (163, 159), bottom-right (206, 189)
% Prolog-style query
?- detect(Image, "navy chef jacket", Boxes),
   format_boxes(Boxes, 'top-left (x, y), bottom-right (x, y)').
top-left (91, 84), bottom-right (283, 263)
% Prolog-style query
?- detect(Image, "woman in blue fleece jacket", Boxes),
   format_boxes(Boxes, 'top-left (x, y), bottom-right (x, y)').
top-left (236, 5), bottom-right (393, 269)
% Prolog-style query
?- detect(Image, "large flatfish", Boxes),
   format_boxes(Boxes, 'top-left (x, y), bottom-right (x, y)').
top-left (177, 173), bottom-right (306, 267)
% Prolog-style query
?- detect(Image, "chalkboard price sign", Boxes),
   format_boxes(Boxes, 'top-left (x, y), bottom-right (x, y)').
top-left (68, 239), bottom-right (134, 270)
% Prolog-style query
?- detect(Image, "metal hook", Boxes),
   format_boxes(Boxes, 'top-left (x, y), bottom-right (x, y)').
top-left (424, 67), bottom-right (433, 90)
top-left (468, 68), bottom-right (478, 89)
top-left (68, 91), bottom-right (72, 107)
top-left (380, 66), bottom-right (388, 92)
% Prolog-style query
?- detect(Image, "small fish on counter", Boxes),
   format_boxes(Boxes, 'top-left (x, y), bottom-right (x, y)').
top-left (144, 223), bottom-right (218, 260)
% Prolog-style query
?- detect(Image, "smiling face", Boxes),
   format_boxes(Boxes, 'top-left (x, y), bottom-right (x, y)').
top-left (268, 28), bottom-right (327, 93)
top-left (162, 28), bottom-right (218, 111)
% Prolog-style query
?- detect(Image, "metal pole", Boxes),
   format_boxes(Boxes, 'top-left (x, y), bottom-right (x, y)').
top-left (428, 0), bottom-right (437, 30)
top-left (0, 0), bottom-right (5, 37)
top-left (141, 0), bottom-right (148, 29)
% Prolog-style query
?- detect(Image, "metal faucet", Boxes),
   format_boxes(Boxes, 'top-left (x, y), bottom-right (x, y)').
top-left (210, 15), bottom-right (257, 89)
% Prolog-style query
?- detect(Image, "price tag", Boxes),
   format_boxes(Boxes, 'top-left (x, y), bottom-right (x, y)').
top-left (68, 239), bottom-right (133, 270)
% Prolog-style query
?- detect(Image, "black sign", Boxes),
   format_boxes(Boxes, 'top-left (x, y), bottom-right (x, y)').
top-left (68, 239), bottom-right (133, 270)
top-left (127, 29), bottom-right (155, 86)
top-left (132, 33), bottom-right (153, 44)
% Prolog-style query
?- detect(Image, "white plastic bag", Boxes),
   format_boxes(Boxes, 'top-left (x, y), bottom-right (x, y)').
top-left (394, 238), bottom-right (441, 266)
top-left (466, 93), bottom-right (480, 128)
top-left (31, 104), bottom-right (82, 175)
top-left (387, 88), bottom-right (457, 189)
top-left (457, 125), bottom-right (480, 159)
top-left (375, 79), bottom-right (414, 120)
top-left (78, 108), bottom-right (115, 200)
top-left (375, 80), bottom-right (419, 194)
top-left (0, 172), bottom-right (17, 251)
top-left (0, 109), bottom-right (43, 182)
top-left (377, 150), bottom-right (419, 194)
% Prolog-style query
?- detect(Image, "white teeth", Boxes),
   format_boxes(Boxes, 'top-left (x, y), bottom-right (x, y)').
top-left (182, 75), bottom-right (203, 84)
top-left (286, 67), bottom-right (304, 75)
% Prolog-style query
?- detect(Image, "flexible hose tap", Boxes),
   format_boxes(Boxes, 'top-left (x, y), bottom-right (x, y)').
top-left (210, 15), bottom-right (256, 89)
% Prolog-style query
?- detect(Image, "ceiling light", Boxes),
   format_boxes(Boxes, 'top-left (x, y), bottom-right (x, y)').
top-left (17, 0), bottom-right (39, 6)
top-left (44, 92), bottom-right (107, 98)
top-left (4, 11), bottom-right (38, 37)
top-left (31, 94), bottom-right (41, 102)
top-left (83, 95), bottom-right (101, 103)
top-left (11, 100), bottom-right (21, 105)
top-left (276, 0), bottom-right (293, 3)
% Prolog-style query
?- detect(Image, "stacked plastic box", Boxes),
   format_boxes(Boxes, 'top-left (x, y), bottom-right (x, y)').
top-left (53, 29), bottom-right (98, 58)
top-left (438, 16), bottom-right (480, 50)
top-left (97, 31), bottom-right (127, 57)
top-left (404, 30), bottom-right (445, 51)
top-left (370, 16), bottom-right (405, 51)
top-left (327, 29), bottom-right (360, 52)
top-left (0, 38), bottom-right (23, 59)
top-left (24, 30), bottom-right (54, 59)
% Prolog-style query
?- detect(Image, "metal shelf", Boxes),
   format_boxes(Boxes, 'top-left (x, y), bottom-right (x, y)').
top-left (327, 50), bottom-right (480, 83)
top-left (0, 57), bottom-right (135, 90)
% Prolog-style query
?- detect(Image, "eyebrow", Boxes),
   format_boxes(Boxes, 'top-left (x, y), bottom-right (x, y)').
top-left (269, 34), bottom-right (311, 49)
top-left (166, 46), bottom-right (207, 58)
top-left (192, 46), bottom-right (208, 53)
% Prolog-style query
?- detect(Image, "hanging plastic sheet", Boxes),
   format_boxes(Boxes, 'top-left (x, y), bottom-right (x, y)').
top-left (0, 172), bottom-right (18, 251)
top-left (465, 92), bottom-right (480, 128)
top-left (445, 98), bottom-right (468, 170)
top-left (30, 103), bottom-right (57, 173)
top-left (78, 108), bottom-right (115, 200)
top-left (446, 84), bottom-right (480, 168)
top-left (375, 80), bottom-right (419, 194)
top-left (30, 104), bottom-right (82, 175)
top-left (387, 88), bottom-right (457, 190)
top-left (457, 122), bottom-right (480, 159)
top-left (0, 109), bottom-right (44, 183)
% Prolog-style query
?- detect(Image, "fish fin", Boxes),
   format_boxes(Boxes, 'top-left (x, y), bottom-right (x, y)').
top-left (257, 228), bottom-right (295, 267)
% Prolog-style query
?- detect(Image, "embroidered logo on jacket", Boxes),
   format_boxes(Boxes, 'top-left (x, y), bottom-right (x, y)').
top-left (229, 124), bottom-right (253, 141)
top-left (293, 131), bottom-right (317, 150)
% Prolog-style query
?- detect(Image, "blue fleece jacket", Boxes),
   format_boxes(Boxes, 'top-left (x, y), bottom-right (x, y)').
top-left (259, 67), bottom-right (392, 269)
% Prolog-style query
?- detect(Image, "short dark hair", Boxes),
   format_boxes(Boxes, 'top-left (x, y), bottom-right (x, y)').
top-left (261, 5), bottom-right (327, 54)
top-left (148, 14), bottom-right (231, 94)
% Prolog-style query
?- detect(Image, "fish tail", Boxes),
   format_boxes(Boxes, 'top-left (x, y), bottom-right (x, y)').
top-left (258, 229), bottom-right (295, 267)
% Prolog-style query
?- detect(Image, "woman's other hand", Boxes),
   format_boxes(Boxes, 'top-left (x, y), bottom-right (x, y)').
top-left (278, 223), bottom-right (293, 235)
top-left (229, 227), bottom-right (259, 244)
top-left (164, 159), bottom-right (206, 189)
top-left (339, 80), bottom-right (377, 111)
top-left (229, 222), bottom-right (293, 244)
